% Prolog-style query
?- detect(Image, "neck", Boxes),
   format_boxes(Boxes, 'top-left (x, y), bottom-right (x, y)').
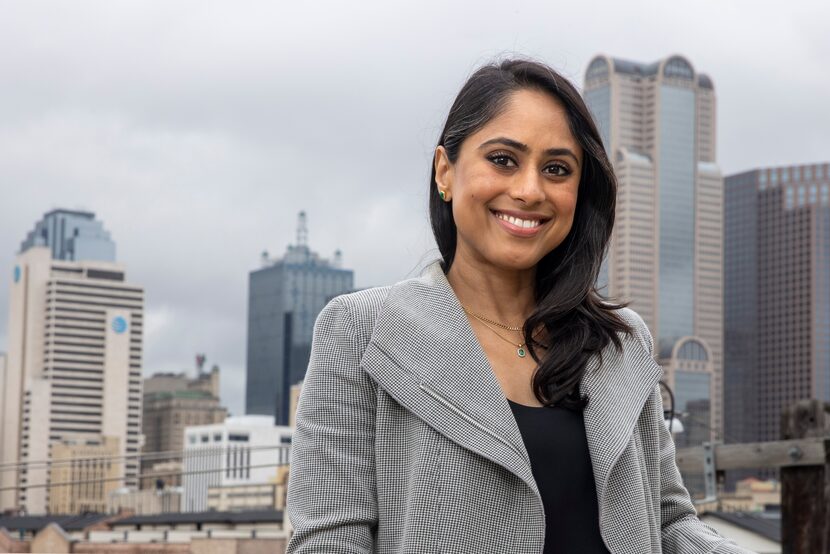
top-left (446, 252), bottom-right (536, 326)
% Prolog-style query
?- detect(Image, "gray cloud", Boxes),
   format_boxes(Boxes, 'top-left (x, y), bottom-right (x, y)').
top-left (1, 0), bottom-right (828, 415)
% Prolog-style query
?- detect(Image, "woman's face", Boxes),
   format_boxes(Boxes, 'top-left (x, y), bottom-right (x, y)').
top-left (435, 88), bottom-right (583, 272)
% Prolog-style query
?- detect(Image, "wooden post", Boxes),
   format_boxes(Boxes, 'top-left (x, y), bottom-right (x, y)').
top-left (780, 399), bottom-right (830, 554)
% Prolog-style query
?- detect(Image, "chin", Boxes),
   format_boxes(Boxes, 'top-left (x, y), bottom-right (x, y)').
top-left (485, 253), bottom-right (542, 273)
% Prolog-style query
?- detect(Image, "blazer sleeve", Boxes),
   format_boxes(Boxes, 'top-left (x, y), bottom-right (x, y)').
top-left (286, 298), bottom-right (378, 553)
top-left (633, 314), bottom-right (758, 554)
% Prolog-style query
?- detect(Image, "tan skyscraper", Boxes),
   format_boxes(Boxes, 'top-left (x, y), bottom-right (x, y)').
top-left (141, 365), bottom-right (227, 485)
top-left (0, 210), bottom-right (144, 514)
top-left (584, 55), bottom-right (723, 445)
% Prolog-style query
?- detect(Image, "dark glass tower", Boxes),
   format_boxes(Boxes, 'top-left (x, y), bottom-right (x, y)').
top-left (724, 164), bottom-right (830, 447)
top-left (245, 212), bottom-right (354, 425)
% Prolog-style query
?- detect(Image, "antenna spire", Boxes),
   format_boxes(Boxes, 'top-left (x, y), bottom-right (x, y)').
top-left (297, 211), bottom-right (308, 247)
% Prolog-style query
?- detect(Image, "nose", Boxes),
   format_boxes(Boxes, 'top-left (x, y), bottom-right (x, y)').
top-left (509, 170), bottom-right (546, 205)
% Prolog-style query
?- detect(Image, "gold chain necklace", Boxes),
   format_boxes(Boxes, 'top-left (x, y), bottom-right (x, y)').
top-left (462, 306), bottom-right (527, 358)
top-left (460, 305), bottom-right (523, 331)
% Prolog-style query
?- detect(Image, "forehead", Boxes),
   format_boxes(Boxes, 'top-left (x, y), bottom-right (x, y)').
top-left (471, 88), bottom-right (579, 150)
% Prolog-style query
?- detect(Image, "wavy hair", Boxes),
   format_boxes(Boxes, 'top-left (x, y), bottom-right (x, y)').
top-left (430, 58), bottom-right (634, 410)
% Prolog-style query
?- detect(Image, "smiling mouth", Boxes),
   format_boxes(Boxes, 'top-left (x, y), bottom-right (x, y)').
top-left (490, 210), bottom-right (550, 229)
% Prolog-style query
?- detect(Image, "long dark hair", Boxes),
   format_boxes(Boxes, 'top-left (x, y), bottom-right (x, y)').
top-left (430, 58), bottom-right (634, 410)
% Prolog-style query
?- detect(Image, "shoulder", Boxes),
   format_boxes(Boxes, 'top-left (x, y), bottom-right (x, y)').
top-left (317, 261), bottom-right (444, 339)
top-left (609, 305), bottom-right (654, 357)
top-left (320, 285), bottom-right (394, 335)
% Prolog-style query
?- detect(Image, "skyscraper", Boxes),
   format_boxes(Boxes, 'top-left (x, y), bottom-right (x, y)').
top-left (0, 210), bottom-right (144, 514)
top-left (724, 164), bottom-right (830, 446)
top-left (245, 212), bottom-right (353, 425)
top-left (19, 209), bottom-right (116, 263)
top-left (583, 55), bottom-right (723, 445)
top-left (141, 364), bottom-right (228, 481)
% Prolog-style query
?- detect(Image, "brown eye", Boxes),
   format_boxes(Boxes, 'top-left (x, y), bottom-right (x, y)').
top-left (487, 152), bottom-right (517, 167)
top-left (545, 163), bottom-right (571, 177)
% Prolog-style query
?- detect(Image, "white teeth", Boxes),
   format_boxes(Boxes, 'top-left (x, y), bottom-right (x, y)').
top-left (496, 212), bottom-right (541, 229)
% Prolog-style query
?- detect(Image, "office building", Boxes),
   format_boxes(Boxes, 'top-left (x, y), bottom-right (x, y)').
top-left (20, 209), bottom-right (116, 263)
top-left (0, 210), bottom-right (144, 514)
top-left (181, 415), bottom-right (292, 512)
top-left (246, 211), bottom-right (353, 424)
top-left (48, 436), bottom-right (121, 514)
top-left (584, 54), bottom-right (723, 444)
top-left (724, 164), bottom-right (830, 446)
top-left (141, 364), bottom-right (227, 479)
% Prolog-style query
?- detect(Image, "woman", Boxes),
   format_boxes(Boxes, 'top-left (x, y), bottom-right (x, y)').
top-left (286, 59), bottom-right (754, 553)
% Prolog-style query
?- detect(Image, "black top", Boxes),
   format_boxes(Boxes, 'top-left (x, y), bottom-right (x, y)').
top-left (507, 399), bottom-right (610, 554)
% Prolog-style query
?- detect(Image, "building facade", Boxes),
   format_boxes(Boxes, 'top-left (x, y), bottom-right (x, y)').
top-left (245, 212), bottom-right (353, 424)
top-left (141, 366), bottom-right (227, 479)
top-left (181, 416), bottom-right (292, 512)
top-left (583, 54), bottom-right (723, 444)
top-left (724, 164), bottom-right (830, 446)
top-left (108, 487), bottom-right (182, 515)
top-left (1, 210), bottom-right (144, 514)
top-left (48, 436), bottom-right (121, 514)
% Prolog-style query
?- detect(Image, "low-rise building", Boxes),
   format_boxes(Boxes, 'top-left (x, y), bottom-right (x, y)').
top-left (207, 465), bottom-right (290, 512)
top-left (48, 436), bottom-right (121, 514)
top-left (182, 416), bottom-right (292, 512)
top-left (0, 510), bottom-right (288, 553)
top-left (108, 487), bottom-right (182, 515)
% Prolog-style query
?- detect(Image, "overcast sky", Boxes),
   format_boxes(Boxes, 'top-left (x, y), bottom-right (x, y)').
top-left (1, 0), bottom-right (828, 416)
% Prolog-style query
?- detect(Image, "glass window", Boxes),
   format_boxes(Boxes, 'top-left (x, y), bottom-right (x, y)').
top-left (188, 435), bottom-right (196, 445)
top-left (805, 166), bottom-right (813, 180)
top-left (213, 433), bottom-right (222, 442)
top-left (201, 434), bottom-right (209, 443)
top-left (822, 184), bottom-right (829, 205)
top-left (798, 186), bottom-right (806, 206)
top-left (786, 187), bottom-right (794, 209)
top-left (771, 170), bottom-right (778, 185)
top-left (759, 171), bottom-right (767, 185)
top-left (782, 168), bottom-right (790, 183)
top-left (810, 185), bottom-right (817, 204)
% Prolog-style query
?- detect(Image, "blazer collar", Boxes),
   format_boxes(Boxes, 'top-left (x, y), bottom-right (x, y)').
top-left (360, 260), bottom-right (662, 503)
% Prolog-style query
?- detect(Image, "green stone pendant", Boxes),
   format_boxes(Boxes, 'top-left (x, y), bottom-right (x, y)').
top-left (517, 346), bottom-right (527, 358)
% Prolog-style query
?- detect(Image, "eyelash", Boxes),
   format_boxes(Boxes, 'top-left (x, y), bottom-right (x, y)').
top-left (486, 151), bottom-right (571, 177)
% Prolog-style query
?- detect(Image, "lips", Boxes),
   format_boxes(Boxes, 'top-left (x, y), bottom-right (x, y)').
top-left (490, 209), bottom-right (551, 228)
top-left (490, 209), bottom-right (552, 237)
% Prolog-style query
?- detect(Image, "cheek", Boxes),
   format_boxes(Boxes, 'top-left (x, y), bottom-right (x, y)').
top-left (552, 187), bottom-right (579, 215)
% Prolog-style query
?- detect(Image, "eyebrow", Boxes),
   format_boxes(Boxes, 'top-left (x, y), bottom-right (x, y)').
top-left (478, 137), bottom-right (581, 166)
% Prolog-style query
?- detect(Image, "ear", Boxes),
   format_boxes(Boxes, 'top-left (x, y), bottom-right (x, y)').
top-left (434, 145), bottom-right (454, 200)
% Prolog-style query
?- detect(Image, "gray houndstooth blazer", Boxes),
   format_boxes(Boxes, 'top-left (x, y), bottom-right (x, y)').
top-left (286, 261), bottom-right (755, 553)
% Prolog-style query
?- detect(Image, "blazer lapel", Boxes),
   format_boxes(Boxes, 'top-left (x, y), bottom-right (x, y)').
top-left (579, 326), bottom-right (663, 511)
top-left (360, 262), bottom-right (539, 498)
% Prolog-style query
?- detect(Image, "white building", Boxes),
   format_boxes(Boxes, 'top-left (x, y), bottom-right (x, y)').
top-left (181, 416), bottom-right (292, 512)
top-left (0, 210), bottom-right (144, 514)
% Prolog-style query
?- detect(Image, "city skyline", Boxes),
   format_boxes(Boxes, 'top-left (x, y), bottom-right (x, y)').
top-left (1, 1), bottom-right (829, 416)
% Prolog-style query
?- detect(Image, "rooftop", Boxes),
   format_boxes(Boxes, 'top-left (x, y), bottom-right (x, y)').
top-left (0, 513), bottom-right (110, 532)
top-left (705, 511), bottom-right (781, 543)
